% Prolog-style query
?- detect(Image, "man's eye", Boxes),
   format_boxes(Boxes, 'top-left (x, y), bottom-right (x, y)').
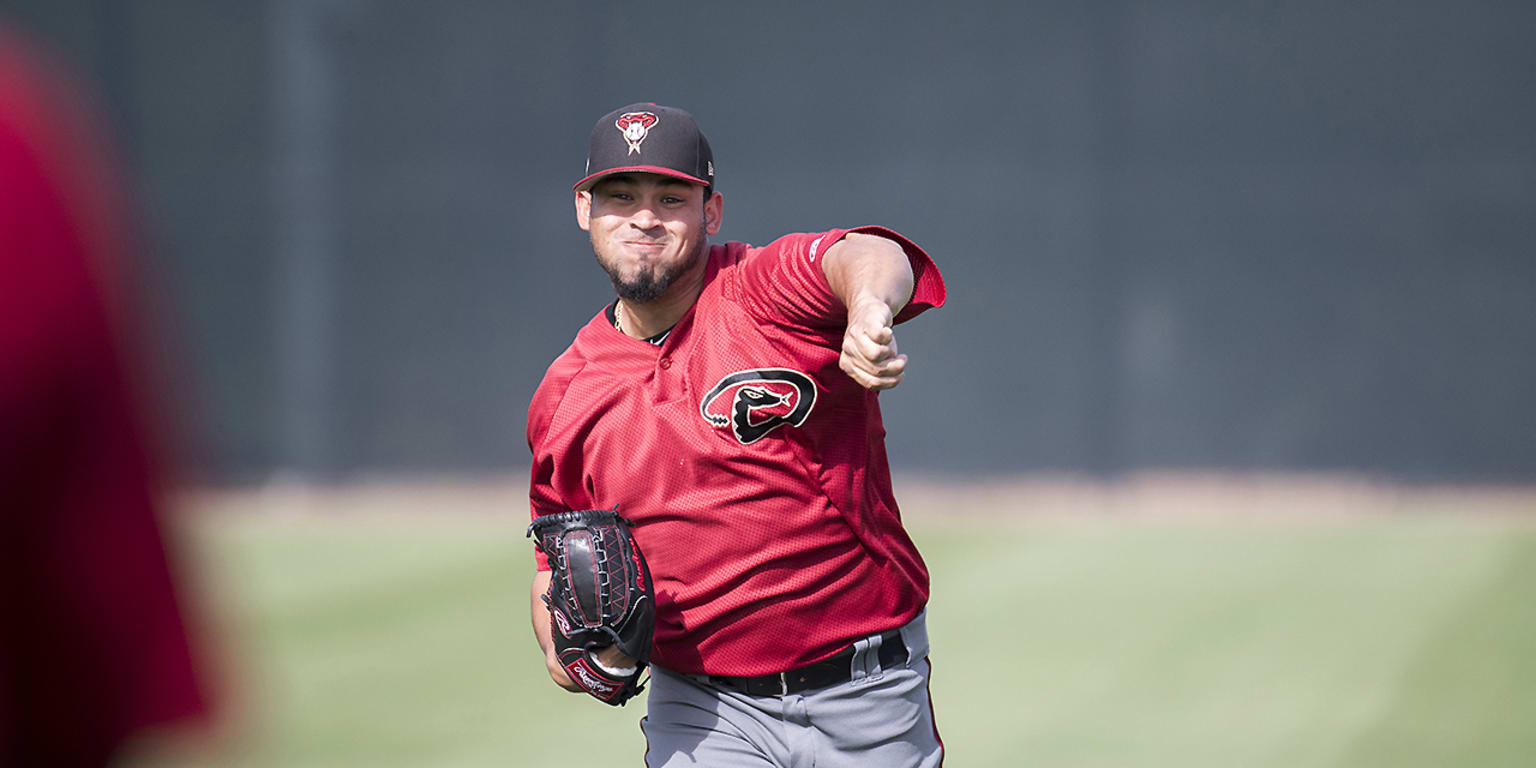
top-left (662, 196), bottom-right (683, 205)
top-left (610, 192), bottom-right (633, 201)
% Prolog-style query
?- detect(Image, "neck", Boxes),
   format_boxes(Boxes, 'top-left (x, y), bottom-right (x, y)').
top-left (616, 247), bottom-right (709, 339)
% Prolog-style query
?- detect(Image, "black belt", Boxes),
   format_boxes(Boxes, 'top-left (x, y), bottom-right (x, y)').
top-left (702, 630), bottom-right (908, 697)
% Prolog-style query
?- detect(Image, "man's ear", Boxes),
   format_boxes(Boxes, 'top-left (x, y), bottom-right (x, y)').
top-left (575, 190), bottom-right (592, 231)
top-left (704, 191), bottom-right (723, 236)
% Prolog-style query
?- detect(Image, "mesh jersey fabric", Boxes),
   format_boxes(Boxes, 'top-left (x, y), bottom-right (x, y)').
top-left (527, 226), bottom-right (945, 676)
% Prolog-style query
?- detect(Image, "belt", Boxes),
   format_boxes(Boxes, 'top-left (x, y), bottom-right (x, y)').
top-left (702, 630), bottom-right (908, 697)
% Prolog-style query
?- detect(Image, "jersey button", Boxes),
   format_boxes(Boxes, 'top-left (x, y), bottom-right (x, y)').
top-left (659, 358), bottom-right (672, 369)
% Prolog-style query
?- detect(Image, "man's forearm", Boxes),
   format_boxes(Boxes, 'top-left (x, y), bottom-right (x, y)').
top-left (530, 570), bottom-right (581, 691)
top-left (821, 232), bottom-right (916, 391)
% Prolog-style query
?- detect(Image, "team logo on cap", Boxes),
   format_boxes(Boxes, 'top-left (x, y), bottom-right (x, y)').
top-left (615, 111), bottom-right (658, 155)
top-left (700, 369), bottom-right (818, 445)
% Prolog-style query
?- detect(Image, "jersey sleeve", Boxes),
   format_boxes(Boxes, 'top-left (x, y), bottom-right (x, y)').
top-left (736, 226), bottom-right (946, 331)
top-left (527, 457), bottom-right (556, 572)
top-left (526, 352), bottom-right (584, 572)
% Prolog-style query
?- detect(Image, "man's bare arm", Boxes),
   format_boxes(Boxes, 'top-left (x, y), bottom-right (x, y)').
top-left (821, 232), bottom-right (916, 391)
top-left (530, 571), bottom-right (581, 691)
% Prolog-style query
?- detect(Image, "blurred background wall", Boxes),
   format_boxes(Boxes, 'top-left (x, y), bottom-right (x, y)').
top-left (4, 0), bottom-right (1532, 484)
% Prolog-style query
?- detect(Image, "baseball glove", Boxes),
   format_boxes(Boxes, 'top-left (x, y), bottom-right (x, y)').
top-left (527, 507), bottom-right (655, 705)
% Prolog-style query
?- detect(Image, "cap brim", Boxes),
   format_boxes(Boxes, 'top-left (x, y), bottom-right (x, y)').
top-left (573, 165), bottom-right (711, 191)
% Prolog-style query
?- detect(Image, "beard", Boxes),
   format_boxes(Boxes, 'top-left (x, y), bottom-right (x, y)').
top-left (596, 238), bottom-right (707, 304)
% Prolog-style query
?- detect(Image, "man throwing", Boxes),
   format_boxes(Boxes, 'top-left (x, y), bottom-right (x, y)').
top-left (527, 103), bottom-right (946, 767)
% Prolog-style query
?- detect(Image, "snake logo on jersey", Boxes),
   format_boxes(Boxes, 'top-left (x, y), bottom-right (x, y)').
top-left (699, 369), bottom-right (818, 445)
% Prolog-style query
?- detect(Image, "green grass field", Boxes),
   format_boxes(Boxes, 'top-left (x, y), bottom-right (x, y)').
top-left (152, 482), bottom-right (1536, 767)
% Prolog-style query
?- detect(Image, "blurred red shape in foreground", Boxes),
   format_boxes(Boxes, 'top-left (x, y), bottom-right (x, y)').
top-left (0, 25), bottom-right (210, 767)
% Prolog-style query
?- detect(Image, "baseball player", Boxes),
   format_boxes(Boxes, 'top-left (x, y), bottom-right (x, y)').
top-left (527, 103), bottom-right (946, 767)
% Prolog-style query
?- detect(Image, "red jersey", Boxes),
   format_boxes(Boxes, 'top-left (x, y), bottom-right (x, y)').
top-left (528, 226), bottom-right (945, 676)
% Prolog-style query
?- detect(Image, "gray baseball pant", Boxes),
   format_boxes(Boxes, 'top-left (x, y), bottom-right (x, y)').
top-left (641, 612), bottom-right (943, 767)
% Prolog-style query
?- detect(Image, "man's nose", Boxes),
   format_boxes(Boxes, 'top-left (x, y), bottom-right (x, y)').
top-left (630, 205), bottom-right (661, 229)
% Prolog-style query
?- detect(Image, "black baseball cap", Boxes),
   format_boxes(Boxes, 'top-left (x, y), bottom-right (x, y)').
top-left (573, 103), bottom-right (714, 192)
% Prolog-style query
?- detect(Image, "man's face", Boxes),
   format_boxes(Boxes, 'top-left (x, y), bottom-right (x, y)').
top-left (575, 173), bottom-right (722, 303)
